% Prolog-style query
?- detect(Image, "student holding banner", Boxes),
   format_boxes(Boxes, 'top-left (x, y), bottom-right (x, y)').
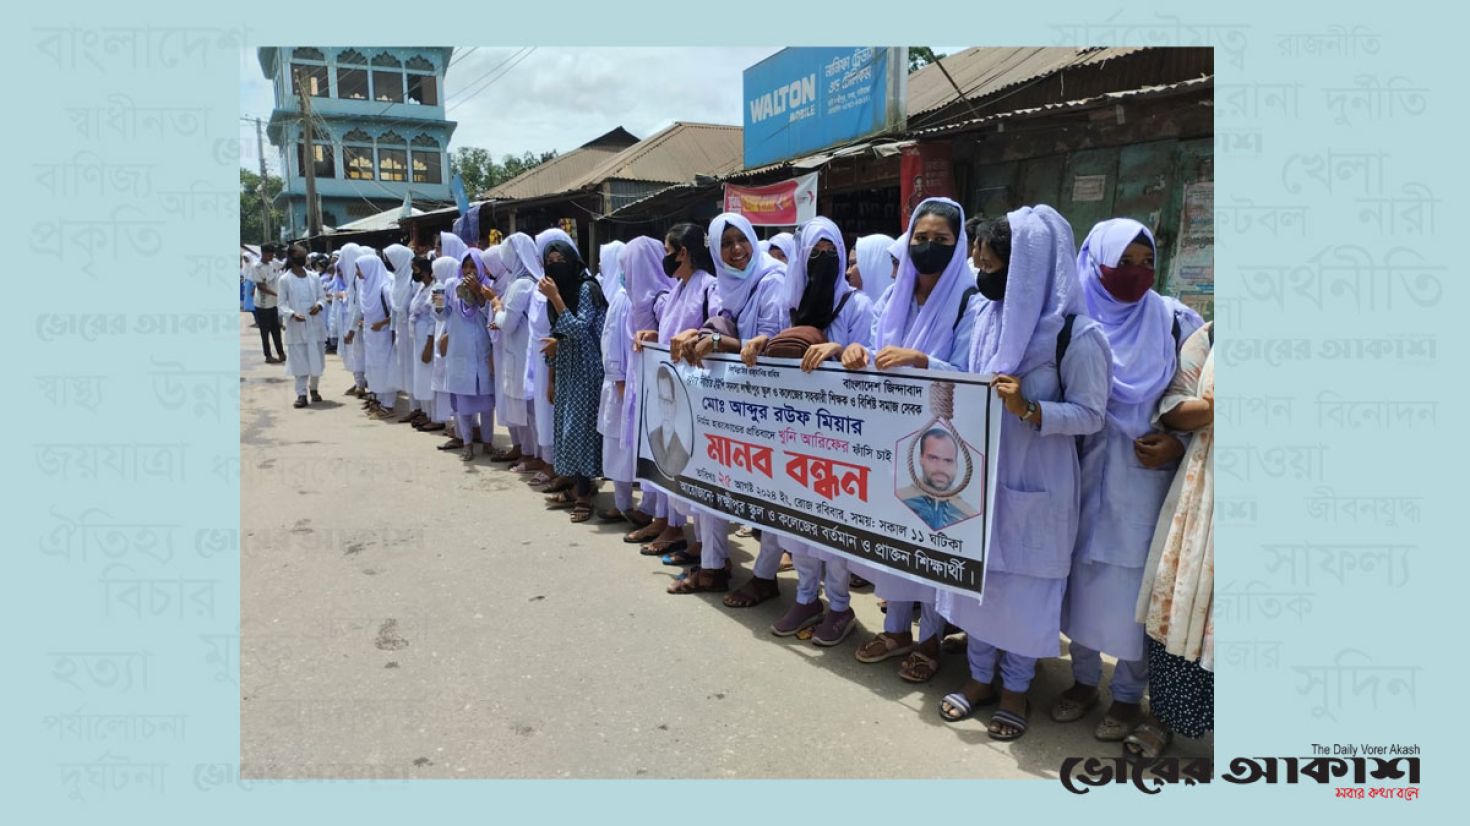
top-left (1051, 218), bottom-right (1201, 740)
top-left (933, 206), bottom-right (1112, 741)
top-left (637, 224), bottom-right (719, 568)
top-left (745, 217), bottom-right (876, 642)
top-left (839, 197), bottom-right (976, 682)
top-left (623, 236), bottom-right (684, 548)
top-left (666, 215), bottom-right (788, 597)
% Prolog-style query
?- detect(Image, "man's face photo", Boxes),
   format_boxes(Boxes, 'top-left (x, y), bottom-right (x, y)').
top-left (919, 429), bottom-right (958, 492)
top-left (657, 370), bottom-right (677, 427)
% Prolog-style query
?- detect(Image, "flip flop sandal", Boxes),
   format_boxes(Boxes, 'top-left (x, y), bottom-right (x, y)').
top-left (623, 526), bottom-right (662, 544)
top-left (1049, 689), bottom-right (1101, 723)
top-left (489, 449), bottom-right (522, 462)
top-left (854, 632), bottom-right (915, 664)
top-left (526, 472), bottom-right (552, 487)
top-left (897, 650), bottom-right (941, 684)
top-left (597, 508), bottom-right (628, 523)
top-left (667, 566), bottom-right (730, 594)
top-left (545, 492), bottom-right (576, 510)
top-left (660, 549), bottom-right (699, 567)
top-left (988, 700), bottom-right (1031, 741)
top-left (722, 577), bottom-right (780, 608)
top-left (938, 683), bottom-right (999, 723)
top-left (1094, 713), bottom-right (1141, 742)
top-left (735, 526), bottom-right (756, 538)
top-left (569, 506), bottom-right (593, 524)
top-left (640, 538), bottom-right (686, 557)
top-left (624, 510), bottom-right (654, 528)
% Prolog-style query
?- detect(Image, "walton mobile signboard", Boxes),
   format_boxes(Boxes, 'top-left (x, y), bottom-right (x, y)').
top-left (741, 47), bottom-right (908, 170)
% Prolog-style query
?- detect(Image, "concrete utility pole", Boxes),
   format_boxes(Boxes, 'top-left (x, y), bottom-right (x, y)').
top-left (252, 117), bottom-right (273, 241)
top-left (296, 69), bottom-right (322, 238)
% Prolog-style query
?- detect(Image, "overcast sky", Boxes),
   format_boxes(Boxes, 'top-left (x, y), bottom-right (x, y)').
top-left (238, 47), bottom-right (789, 175)
top-left (239, 46), bottom-right (971, 175)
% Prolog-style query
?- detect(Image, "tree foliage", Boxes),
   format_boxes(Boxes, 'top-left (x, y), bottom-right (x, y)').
top-left (240, 168), bottom-right (286, 245)
top-left (450, 147), bottom-right (561, 197)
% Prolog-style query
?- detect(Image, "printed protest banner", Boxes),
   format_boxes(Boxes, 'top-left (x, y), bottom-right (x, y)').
top-left (636, 343), bottom-right (999, 597)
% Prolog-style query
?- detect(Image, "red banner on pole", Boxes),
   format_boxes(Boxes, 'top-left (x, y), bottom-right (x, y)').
top-left (723, 173), bottom-right (818, 226)
top-left (900, 143), bottom-right (957, 229)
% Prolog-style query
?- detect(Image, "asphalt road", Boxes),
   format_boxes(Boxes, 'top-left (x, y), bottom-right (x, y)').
top-left (239, 314), bottom-right (1210, 779)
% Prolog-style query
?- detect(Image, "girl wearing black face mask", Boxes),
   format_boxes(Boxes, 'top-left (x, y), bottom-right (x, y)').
top-left (971, 218), bottom-right (1012, 303)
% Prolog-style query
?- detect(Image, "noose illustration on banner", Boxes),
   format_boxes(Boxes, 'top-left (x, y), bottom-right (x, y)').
top-left (905, 381), bottom-right (974, 499)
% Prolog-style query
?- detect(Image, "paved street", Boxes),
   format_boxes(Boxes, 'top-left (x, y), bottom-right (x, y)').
top-left (239, 315), bottom-right (1209, 779)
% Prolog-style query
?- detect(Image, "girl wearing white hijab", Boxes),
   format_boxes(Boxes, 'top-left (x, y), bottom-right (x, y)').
top-left (933, 206), bottom-right (1111, 741)
top-left (431, 233), bottom-right (471, 443)
top-left (335, 243), bottom-right (368, 397)
top-left (492, 233), bottom-right (543, 467)
top-left (528, 228), bottom-right (577, 491)
top-left (753, 218), bottom-right (875, 643)
top-left (1051, 218), bottom-right (1201, 739)
top-left (407, 255), bottom-right (438, 427)
top-left (766, 231), bottom-right (795, 265)
top-left (840, 198), bottom-right (974, 684)
top-left (667, 213), bottom-right (788, 597)
top-left (352, 251), bottom-right (399, 418)
top-left (384, 244), bottom-right (418, 422)
top-left (846, 233), bottom-right (897, 308)
top-left (593, 240), bottom-right (642, 522)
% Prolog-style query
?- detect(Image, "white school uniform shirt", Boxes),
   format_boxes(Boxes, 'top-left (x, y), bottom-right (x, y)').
top-left (251, 260), bottom-right (280, 309)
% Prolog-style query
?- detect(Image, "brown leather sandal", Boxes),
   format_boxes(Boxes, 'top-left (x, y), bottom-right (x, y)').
top-left (666, 565), bottom-right (730, 594)
top-left (722, 576), bottom-right (780, 608)
top-left (897, 650), bottom-right (942, 683)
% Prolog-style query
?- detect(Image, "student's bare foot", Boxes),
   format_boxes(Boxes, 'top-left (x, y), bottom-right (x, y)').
top-left (988, 689), bottom-right (1030, 740)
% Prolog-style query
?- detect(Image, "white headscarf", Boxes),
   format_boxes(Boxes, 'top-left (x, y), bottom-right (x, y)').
top-left (438, 231), bottom-right (468, 264)
top-left (355, 255), bottom-right (393, 324)
top-left (707, 212), bottom-right (783, 318)
top-left (853, 233), bottom-right (897, 305)
top-left (968, 204), bottom-right (1086, 376)
top-left (598, 240), bottom-right (626, 303)
top-left (502, 232), bottom-right (544, 281)
top-left (536, 228), bottom-right (576, 260)
top-left (873, 198), bottom-right (972, 356)
top-left (768, 232), bottom-right (796, 264)
top-left (384, 244), bottom-right (415, 315)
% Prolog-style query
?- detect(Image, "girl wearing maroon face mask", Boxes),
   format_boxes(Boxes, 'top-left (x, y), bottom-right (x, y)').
top-left (1050, 218), bottom-right (1203, 742)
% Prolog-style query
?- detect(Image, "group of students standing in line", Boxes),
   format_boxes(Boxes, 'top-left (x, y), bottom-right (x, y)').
top-left (252, 194), bottom-right (1214, 756)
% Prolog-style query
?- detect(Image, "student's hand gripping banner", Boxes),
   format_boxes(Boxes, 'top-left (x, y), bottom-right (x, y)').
top-left (636, 343), bottom-right (1000, 598)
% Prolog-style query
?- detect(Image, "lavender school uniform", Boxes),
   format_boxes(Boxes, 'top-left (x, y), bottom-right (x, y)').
top-left (698, 214), bottom-right (789, 575)
top-left (621, 237), bottom-right (678, 519)
top-left (597, 242), bottom-right (635, 485)
top-left (933, 205), bottom-right (1111, 676)
top-left (408, 279), bottom-right (436, 403)
top-left (493, 234), bottom-right (541, 431)
top-left (1062, 219), bottom-right (1202, 690)
top-left (848, 199), bottom-right (974, 624)
top-left (385, 244), bottom-right (418, 401)
top-left (775, 218), bottom-right (875, 608)
top-left (439, 249), bottom-right (495, 417)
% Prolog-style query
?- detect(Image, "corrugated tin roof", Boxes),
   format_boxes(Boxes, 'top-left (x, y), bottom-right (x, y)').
top-left (905, 46), bottom-right (1143, 117)
top-left (906, 75), bottom-right (1212, 138)
top-left (574, 122), bottom-right (742, 188)
top-left (482, 144), bottom-right (630, 200)
top-left (333, 205), bottom-right (425, 232)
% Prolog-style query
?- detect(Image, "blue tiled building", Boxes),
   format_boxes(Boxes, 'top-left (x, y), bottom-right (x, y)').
top-left (258, 47), bottom-right (458, 238)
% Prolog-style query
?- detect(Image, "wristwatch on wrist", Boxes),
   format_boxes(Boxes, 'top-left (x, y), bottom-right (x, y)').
top-left (1022, 400), bottom-right (1039, 422)
top-left (711, 332), bottom-right (722, 350)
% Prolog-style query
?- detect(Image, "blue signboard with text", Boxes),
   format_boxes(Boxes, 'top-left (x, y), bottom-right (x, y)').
top-left (742, 47), bottom-right (908, 169)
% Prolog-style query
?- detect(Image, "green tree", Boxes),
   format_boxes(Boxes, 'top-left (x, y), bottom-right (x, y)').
top-left (908, 47), bottom-right (946, 73)
top-left (240, 168), bottom-right (286, 244)
top-left (450, 146), bottom-right (496, 198)
top-left (451, 147), bottom-right (561, 197)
